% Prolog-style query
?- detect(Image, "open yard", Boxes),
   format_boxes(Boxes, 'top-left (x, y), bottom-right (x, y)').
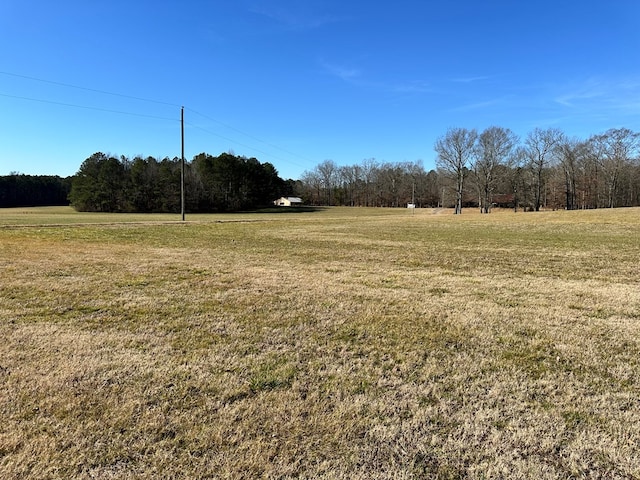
top-left (1, 206), bottom-right (639, 479)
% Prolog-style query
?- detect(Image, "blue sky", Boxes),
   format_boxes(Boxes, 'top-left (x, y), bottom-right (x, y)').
top-left (1, 1), bottom-right (639, 180)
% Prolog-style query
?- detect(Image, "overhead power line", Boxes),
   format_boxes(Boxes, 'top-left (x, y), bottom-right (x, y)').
top-left (186, 107), bottom-right (313, 164)
top-left (0, 70), bottom-right (179, 108)
top-left (184, 120), bottom-right (308, 171)
top-left (0, 92), bottom-right (179, 122)
top-left (1, 69), bottom-right (312, 170)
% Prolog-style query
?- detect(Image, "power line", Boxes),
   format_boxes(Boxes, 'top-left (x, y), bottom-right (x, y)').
top-left (1, 70), bottom-right (313, 171)
top-left (186, 107), bottom-right (314, 164)
top-left (185, 120), bottom-right (308, 171)
top-left (0, 92), bottom-right (179, 122)
top-left (0, 70), bottom-right (180, 108)
top-left (0, 87), bottom-right (305, 168)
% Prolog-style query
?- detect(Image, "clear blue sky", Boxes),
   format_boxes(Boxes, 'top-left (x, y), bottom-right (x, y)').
top-left (1, 1), bottom-right (639, 180)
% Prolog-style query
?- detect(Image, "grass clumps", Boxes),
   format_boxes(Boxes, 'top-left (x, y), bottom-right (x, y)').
top-left (1, 206), bottom-right (640, 478)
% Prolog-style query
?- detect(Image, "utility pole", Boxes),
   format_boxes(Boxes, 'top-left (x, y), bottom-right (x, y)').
top-left (181, 106), bottom-right (185, 221)
top-left (412, 180), bottom-right (416, 214)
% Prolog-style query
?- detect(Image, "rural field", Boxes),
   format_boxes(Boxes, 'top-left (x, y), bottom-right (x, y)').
top-left (1, 206), bottom-right (639, 479)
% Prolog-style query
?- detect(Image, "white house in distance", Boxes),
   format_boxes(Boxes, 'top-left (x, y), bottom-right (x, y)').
top-left (274, 196), bottom-right (303, 207)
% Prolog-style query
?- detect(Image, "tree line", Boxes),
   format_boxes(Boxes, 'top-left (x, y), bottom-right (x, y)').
top-left (297, 127), bottom-right (640, 212)
top-left (3, 126), bottom-right (639, 213)
top-left (0, 174), bottom-right (71, 208)
top-left (68, 152), bottom-right (293, 212)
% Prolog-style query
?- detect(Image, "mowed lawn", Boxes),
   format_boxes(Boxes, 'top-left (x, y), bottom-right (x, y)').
top-left (1, 206), bottom-right (639, 479)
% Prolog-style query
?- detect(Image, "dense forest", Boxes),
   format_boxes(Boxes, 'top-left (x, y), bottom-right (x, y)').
top-left (0, 174), bottom-right (71, 208)
top-left (298, 127), bottom-right (640, 212)
top-left (0, 152), bottom-right (293, 212)
top-left (67, 152), bottom-right (293, 212)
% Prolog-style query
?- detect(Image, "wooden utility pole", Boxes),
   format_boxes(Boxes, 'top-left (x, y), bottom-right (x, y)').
top-left (412, 181), bottom-right (415, 214)
top-left (181, 106), bottom-right (185, 221)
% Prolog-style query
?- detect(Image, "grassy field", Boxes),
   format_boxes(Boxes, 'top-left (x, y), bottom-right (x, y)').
top-left (1, 206), bottom-right (639, 479)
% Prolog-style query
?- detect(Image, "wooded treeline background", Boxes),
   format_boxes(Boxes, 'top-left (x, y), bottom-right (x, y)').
top-left (298, 127), bottom-right (640, 212)
top-left (2, 126), bottom-right (639, 212)
top-left (0, 174), bottom-right (71, 208)
top-left (67, 152), bottom-right (294, 212)
top-left (69, 153), bottom-right (291, 212)
top-left (0, 152), bottom-right (292, 211)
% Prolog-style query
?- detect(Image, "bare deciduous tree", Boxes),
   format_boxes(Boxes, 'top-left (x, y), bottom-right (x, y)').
top-left (360, 158), bottom-right (379, 207)
top-left (300, 169), bottom-right (323, 205)
top-left (435, 127), bottom-right (478, 214)
top-left (337, 165), bottom-right (359, 206)
top-left (295, 126), bottom-right (640, 210)
top-left (472, 126), bottom-right (518, 213)
top-left (316, 159), bottom-right (338, 205)
top-left (557, 137), bottom-right (587, 210)
top-left (525, 128), bottom-right (563, 211)
top-left (590, 128), bottom-right (640, 208)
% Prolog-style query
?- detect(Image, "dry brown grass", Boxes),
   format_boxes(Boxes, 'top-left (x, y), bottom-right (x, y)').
top-left (1, 206), bottom-right (639, 479)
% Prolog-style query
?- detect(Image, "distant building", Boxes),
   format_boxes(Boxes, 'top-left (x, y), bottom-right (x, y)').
top-left (274, 196), bottom-right (303, 207)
